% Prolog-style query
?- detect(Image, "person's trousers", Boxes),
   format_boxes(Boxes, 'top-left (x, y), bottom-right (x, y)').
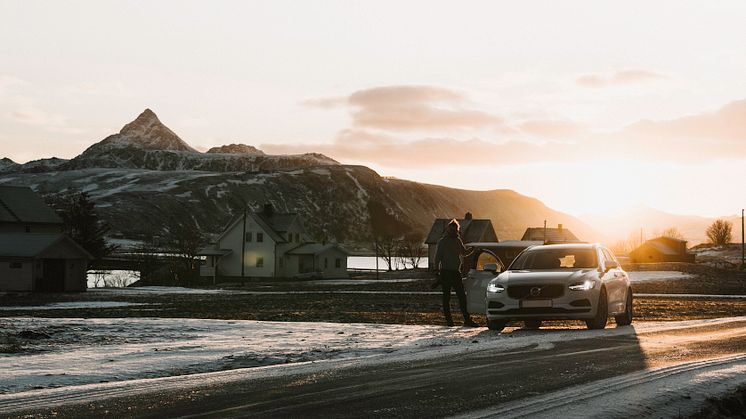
top-left (440, 270), bottom-right (470, 323)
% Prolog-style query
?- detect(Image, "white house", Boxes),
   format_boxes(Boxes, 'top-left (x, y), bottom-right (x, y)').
top-left (199, 204), bottom-right (348, 280)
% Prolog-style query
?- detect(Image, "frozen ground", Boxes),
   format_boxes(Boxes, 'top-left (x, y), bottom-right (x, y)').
top-left (0, 301), bottom-right (150, 311)
top-left (1, 316), bottom-right (743, 397)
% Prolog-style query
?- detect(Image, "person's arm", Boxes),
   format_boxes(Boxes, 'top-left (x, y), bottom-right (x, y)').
top-left (459, 238), bottom-right (474, 257)
top-left (434, 241), bottom-right (443, 272)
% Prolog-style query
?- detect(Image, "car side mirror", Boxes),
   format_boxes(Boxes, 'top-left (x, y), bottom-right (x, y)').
top-left (605, 260), bottom-right (618, 272)
top-left (483, 263), bottom-right (500, 273)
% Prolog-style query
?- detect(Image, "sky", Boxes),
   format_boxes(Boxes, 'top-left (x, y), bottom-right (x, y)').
top-left (1, 1), bottom-right (746, 218)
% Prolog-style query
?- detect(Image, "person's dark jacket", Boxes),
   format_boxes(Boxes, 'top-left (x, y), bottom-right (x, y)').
top-left (434, 231), bottom-right (471, 272)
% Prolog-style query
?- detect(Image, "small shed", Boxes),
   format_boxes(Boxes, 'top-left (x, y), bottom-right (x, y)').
top-left (0, 234), bottom-right (93, 292)
top-left (425, 212), bottom-right (498, 270)
top-left (285, 243), bottom-right (349, 278)
top-left (629, 237), bottom-right (695, 263)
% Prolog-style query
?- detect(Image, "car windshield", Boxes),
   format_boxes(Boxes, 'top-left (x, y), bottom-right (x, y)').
top-left (510, 248), bottom-right (597, 270)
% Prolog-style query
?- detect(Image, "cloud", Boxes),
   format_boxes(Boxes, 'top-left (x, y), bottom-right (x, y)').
top-left (517, 119), bottom-right (586, 138)
top-left (576, 69), bottom-right (667, 88)
top-left (262, 129), bottom-right (577, 168)
top-left (303, 85), bottom-right (505, 132)
top-left (623, 99), bottom-right (746, 141)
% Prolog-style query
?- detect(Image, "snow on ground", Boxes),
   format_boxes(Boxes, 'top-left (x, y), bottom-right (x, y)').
top-left (0, 301), bottom-right (151, 311)
top-left (1, 316), bottom-right (743, 397)
top-left (459, 353), bottom-right (746, 419)
top-left (627, 271), bottom-right (693, 282)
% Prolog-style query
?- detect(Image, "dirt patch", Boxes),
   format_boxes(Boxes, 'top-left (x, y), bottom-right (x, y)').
top-left (688, 383), bottom-right (746, 418)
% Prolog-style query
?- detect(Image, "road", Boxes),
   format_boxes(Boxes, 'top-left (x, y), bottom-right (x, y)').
top-left (5, 318), bottom-right (746, 418)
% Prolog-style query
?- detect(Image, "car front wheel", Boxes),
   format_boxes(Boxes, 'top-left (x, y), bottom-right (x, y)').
top-left (586, 288), bottom-right (608, 330)
top-left (524, 320), bottom-right (542, 329)
top-left (615, 289), bottom-right (633, 326)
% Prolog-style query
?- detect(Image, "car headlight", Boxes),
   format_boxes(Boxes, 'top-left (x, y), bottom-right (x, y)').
top-left (569, 280), bottom-right (596, 291)
top-left (487, 282), bottom-right (505, 293)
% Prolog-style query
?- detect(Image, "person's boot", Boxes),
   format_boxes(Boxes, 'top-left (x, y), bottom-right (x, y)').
top-left (463, 318), bottom-right (479, 327)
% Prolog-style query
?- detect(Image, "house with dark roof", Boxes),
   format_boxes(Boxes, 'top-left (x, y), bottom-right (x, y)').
top-left (521, 224), bottom-right (580, 244)
top-left (629, 236), bottom-right (695, 263)
top-left (425, 212), bottom-right (498, 270)
top-left (0, 186), bottom-right (92, 292)
top-left (0, 185), bottom-right (63, 234)
top-left (198, 204), bottom-right (348, 279)
top-left (0, 234), bottom-right (92, 292)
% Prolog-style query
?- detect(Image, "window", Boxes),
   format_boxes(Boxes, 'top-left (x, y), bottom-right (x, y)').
top-left (324, 258), bottom-right (328, 268)
top-left (335, 258), bottom-right (341, 268)
top-left (245, 232), bottom-right (252, 242)
top-left (295, 233), bottom-right (300, 243)
top-left (9, 262), bottom-right (22, 269)
top-left (279, 258), bottom-right (284, 268)
top-left (24, 225), bottom-right (31, 233)
top-left (257, 232), bottom-right (264, 242)
top-left (476, 252), bottom-right (502, 271)
top-left (256, 257), bottom-right (264, 267)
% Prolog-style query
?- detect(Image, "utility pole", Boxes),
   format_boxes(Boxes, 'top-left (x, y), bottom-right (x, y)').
top-left (543, 220), bottom-right (547, 244)
top-left (241, 207), bottom-right (247, 281)
top-left (741, 208), bottom-right (746, 270)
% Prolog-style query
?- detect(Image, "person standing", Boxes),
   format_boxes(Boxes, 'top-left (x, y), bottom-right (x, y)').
top-left (434, 219), bottom-right (478, 327)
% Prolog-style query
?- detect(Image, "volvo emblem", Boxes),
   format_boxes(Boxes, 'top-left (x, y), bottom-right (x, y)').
top-left (529, 287), bottom-right (542, 297)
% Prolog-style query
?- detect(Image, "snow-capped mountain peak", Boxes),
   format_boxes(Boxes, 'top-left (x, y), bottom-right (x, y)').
top-left (113, 109), bottom-right (196, 152)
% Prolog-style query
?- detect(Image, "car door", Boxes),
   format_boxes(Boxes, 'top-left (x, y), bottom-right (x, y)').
top-left (464, 250), bottom-right (504, 314)
top-left (602, 248), bottom-right (625, 313)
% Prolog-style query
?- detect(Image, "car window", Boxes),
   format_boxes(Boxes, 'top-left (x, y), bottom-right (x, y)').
top-left (476, 251), bottom-right (502, 271)
top-left (510, 248), bottom-right (597, 270)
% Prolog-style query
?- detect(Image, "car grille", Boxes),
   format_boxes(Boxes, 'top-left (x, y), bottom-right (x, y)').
top-left (489, 307), bottom-right (591, 315)
top-left (507, 284), bottom-right (564, 300)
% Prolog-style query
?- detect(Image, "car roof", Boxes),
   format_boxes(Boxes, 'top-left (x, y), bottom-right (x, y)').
top-left (523, 243), bottom-right (599, 251)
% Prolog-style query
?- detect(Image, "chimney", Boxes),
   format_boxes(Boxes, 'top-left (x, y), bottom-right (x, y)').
top-left (464, 212), bottom-right (473, 220)
top-left (263, 203), bottom-right (274, 216)
top-left (558, 223), bottom-right (563, 232)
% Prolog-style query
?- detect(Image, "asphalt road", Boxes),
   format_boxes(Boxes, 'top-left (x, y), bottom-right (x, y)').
top-left (7, 318), bottom-right (746, 419)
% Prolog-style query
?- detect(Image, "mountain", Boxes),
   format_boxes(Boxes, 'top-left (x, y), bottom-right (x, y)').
top-left (2, 166), bottom-right (599, 250)
top-left (206, 144), bottom-right (265, 155)
top-left (0, 158), bottom-right (19, 173)
top-left (0, 108), bottom-right (600, 250)
top-left (59, 109), bottom-right (338, 172)
top-left (581, 206), bottom-right (740, 245)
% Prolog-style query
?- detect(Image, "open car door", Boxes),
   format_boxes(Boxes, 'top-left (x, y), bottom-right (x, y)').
top-left (464, 250), bottom-right (504, 314)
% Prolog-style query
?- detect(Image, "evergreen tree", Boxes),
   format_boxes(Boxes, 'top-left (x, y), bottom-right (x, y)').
top-left (60, 192), bottom-right (118, 262)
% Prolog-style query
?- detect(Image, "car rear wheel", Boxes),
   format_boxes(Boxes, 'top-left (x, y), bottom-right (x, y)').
top-left (586, 288), bottom-right (608, 330)
top-left (524, 320), bottom-right (542, 329)
top-left (488, 319), bottom-right (507, 331)
top-left (615, 289), bottom-right (633, 326)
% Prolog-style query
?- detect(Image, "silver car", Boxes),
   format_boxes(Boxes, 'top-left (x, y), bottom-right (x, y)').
top-left (465, 243), bottom-right (633, 331)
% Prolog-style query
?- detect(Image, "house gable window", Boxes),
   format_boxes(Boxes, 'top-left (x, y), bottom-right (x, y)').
top-left (9, 262), bottom-right (22, 269)
top-left (335, 258), bottom-right (341, 268)
top-left (324, 258), bottom-right (328, 268)
top-left (257, 232), bottom-right (264, 242)
top-left (256, 257), bottom-right (264, 267)
top-left (245, 232), bottom-right (252, 242)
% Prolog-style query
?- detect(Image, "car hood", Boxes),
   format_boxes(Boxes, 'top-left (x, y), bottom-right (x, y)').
top-left (497, 269), bottom-right (597, 284)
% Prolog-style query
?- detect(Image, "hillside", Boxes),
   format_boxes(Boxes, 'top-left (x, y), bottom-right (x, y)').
top-left (0, 109), bottom-right (599, 249)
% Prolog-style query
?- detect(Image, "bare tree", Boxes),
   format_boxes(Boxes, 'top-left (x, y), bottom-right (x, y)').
top-left (610, 230), bottom-right (646, 255)
top-left (706, 219), bottom-right (732, 246)
top-left (374, 235), bottom-right (400, 271)
top-left (166, 218), bottom-right (205, 285)
top-left (400, 232), bottom-right (425, 269)
top-left (661, 227), bottom-right (686, 241)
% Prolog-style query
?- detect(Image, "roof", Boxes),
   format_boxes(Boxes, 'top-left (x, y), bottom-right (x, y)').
top-left (0, 186), bottom-right (63, 225)
top-left (521, 227), bottom-right (580, 243)
top-left (196, 247), bottom-right (232, 256)
top-left (0, 233), bottom-right (93, 259)
top-left (286, 243), bottom-right (349, 256)
top-left (216, 209), bottom-right (299, 244)
top-left (523, 243), bottom-right (597, 251)
top-left (425, 217), bottom-right (497, 244)
top-left (466, 240), bottom-right (543, 249)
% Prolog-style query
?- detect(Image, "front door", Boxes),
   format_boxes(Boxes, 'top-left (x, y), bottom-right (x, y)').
top-left (39, 259), bottom-right (65, 292)
top-left (464, 250), bottom-right (504, 314)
